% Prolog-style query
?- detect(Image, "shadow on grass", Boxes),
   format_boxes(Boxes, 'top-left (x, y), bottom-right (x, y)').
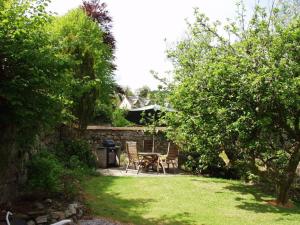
top-left (147, 212), bottom-right (195, 225)
top-left (82, 176), bottom-right (196, 225)
top-left (191, 177), bottom-right (300, 216)
top-left (224, 182), bottom-right (300, 215)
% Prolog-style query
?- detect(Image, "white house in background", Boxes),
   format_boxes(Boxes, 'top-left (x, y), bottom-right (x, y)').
top-left (119, 95), bottom-right (152, 110)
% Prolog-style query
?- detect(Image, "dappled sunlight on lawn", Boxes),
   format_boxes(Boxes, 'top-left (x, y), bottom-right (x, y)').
top-left (82, 176), bottom-right (300, 225)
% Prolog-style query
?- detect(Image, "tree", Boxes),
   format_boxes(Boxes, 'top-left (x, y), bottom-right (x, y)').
top-left (166, 1), bottom-right (299, 205)
top-left (136, 85), bottom-right (151, 98)
top-left (150, 70), bottom-right (174, 106)
top-left (0, 0), bottom-right (69, 193)
top-left (82, 0), bottom-right (116, 50)
top-left (0, 0), bottom-right (116, 201)
top-left (49, 7), bottom-right (115, 131)
top-left (123, 86), bottom-right (134, 97)
top-left (0, 0), bottom-right (68, 144)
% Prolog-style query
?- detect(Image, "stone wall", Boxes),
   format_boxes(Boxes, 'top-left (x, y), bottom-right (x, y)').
top-left (0, 125), bottom-right (21, 204)
top-left (0, 129), bottom-right (60, 204)
top-left (85, 126), bottom-right (170, 155)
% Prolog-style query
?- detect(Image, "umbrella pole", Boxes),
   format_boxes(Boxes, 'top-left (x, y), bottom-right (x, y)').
top-left (152, 134), bottom-right (155, 152)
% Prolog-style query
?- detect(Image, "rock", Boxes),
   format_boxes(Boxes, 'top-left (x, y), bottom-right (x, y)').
top-left (35, 215), bottom-right (48, 224)
top-left (27, 211), bottom-right (46, 216)
top-left (77, 208), bottom-right (84, 219)
top-left (45, 199), bottom-right (52, 204)
top-left (71, 215), bottom-right (78, 224)
top-left (52, 201), bottom-right (63, 210)
top-left (71, 203), bottom-right (78, 208)
top-left (50, 219), bottom-right (57, 224)
top-left (15, 213), bottom-right (30, 220)
top-left (27, 220), bottom-right (36, 225)
top-left (64, 209), bottom-right (73, 218)
top-left (50, 211), bottom-right (65, 220)
top-left (34, 202), bottom-right (45, 210)
top-left (68, 204), bottom-right (77, 215)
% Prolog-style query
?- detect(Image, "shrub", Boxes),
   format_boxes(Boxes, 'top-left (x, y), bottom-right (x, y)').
top-left (181, 151), bottom-right (245, 179)
top-left (27, 139), bottom-right (98, 197)
top-left (181, 151), bottom-right (224, 175)
top-left (112, 109), bottom-right (132, 127)
top-left (59, 168), bottom-right (82, 198)
top-left (27, 151), bottom-right (64, 193)
top-left (53, 139), bottom-right (96, 169)
top-left (93, 102), bottom-right (113, 124)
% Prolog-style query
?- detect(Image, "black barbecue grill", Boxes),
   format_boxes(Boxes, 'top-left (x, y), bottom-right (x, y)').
top-left (102, 139), bottom-right (118, 167)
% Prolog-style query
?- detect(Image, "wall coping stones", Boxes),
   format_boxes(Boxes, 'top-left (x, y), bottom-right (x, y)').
top-left (86, 126), bottom-right (166, 131)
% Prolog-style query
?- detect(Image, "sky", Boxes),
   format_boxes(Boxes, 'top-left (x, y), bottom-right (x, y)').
top-left (48, 0), bottom-right (271, 91)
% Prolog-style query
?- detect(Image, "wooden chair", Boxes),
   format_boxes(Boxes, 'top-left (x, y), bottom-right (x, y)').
top-left (125, 141), bottom-right (144, 174)
top-left (160, 142), bottom-right (179, 173)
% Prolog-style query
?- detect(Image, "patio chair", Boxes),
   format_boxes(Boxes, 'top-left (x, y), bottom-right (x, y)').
top-left (160, 142), bottom-right (179, 173)
top-left (125, 141), bottom-right (144, 174)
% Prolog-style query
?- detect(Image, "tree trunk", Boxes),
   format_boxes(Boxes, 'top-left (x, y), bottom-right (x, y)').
top-left (277, 143), bottom-right (300, 205)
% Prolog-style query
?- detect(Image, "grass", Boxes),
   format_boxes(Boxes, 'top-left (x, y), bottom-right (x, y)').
top-left (82, 175), bottom-right (300, 225)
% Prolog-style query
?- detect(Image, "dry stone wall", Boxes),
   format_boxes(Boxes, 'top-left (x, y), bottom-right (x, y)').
top-left (85, 126), bottom-right (170, 154)
top-left (0, 129), bottom-right (60, 204)
top-left (0, 125), bottom-right (25, 204)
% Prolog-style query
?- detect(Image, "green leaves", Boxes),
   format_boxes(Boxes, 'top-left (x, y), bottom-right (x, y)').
top-left (49, 9), bottom-right (115, 130)
top-left (165, 1), bottom-right (300, 195)
top-left (0, 0), bottom-right (115, 143)
top-left (0, 0), bottom-right (67, 139)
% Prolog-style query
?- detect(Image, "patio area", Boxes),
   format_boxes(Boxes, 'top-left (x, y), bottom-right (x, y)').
top-left (97, 167), bottom-right (185, 177)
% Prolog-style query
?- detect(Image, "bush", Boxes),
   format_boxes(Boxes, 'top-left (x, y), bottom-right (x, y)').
top-left (181, 151), bottom-right (245, 179)
top-left (112, 109), bottom-right (132, 127)
top-left (93, 102), bottom-right (113, 124)
top-left (27, 151), bottom-right (64, 193)
top-left (181, 152), bottom-right (224, 175)
top-left (27, 139), bottom-right (98, 198)
top-left (53, 139), bottom-right (96, 169)
top-left (59, 168), bottom-right (82, 198)
top-left (290, 187), bottom-right (300, 203)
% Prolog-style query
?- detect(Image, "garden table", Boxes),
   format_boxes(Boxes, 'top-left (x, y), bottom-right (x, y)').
top-left (138, 152), bottom-right (166, 174)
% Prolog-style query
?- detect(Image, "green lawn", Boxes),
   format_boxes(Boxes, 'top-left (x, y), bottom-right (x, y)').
top-left (83, 176), bottom-right (300, 225)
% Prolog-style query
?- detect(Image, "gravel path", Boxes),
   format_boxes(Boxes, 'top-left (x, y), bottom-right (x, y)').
top-left (79, 219), bottom-right (123, 225)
